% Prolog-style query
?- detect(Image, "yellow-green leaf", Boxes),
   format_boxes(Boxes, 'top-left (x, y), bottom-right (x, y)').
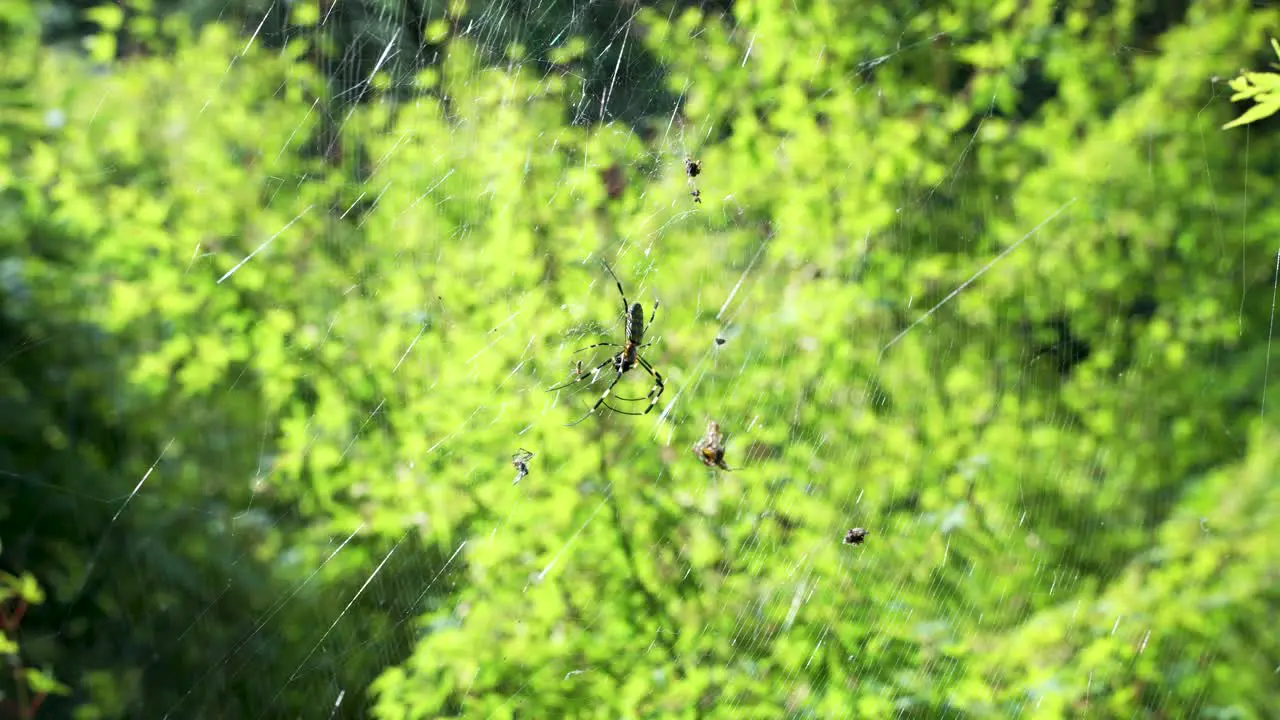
top-left (84, 4), bottom-right (125, 31)
top-left (1223, 97), bottom-right (1280, 129)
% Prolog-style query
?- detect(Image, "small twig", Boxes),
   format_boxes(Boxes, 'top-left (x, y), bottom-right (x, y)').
top-left (2, 599), bottom-right (29, 630)
top-left (12, 663), bottom-right (31, 720)
top-left (2, 598), bottom-right (35, 718)
top-left (27, 692), bottom-right (46, 717)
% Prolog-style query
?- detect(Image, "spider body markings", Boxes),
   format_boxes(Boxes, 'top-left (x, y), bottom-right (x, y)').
top-left (549, 261), bottom-right (666, 426)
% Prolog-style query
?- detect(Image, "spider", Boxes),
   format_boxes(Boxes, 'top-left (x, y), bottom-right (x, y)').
top-left (549, 261), bottom-right (666, 426)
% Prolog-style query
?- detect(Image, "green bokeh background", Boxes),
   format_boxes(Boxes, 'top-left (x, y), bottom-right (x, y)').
top-left (1, 0), bottom-right (1279, 716)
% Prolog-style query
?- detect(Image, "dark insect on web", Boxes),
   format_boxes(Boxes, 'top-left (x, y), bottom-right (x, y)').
top-left (685, 158), bottom-right (702, 204)
top-left (714, 336), bottom-right (726, 346)
top-left (511, 448), bottom-right (534, 484)
top-left (548, 260), bottom-right (666, 426)
top-left (843, 528), bottom-right (868, 546)
top-left (692, 420), bottom-right (734, 470)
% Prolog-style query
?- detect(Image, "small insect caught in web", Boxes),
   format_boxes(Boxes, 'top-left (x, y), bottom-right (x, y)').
top-left (511, 448), bottom-right (535, 484)
top-left (684, 157), bottom-right (703, 204)
top-left (843, 527), bottom-right (868, 546)
top-left (692, 419), bottom-right (734, 470)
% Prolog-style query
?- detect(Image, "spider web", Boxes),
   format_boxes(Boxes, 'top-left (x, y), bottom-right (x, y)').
top-left (3, 0), bottom-right (1279, 718)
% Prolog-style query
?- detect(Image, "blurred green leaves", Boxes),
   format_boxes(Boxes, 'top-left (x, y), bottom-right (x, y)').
top-left (3, 0), bottom-right (1280, 717)
top-left (0, 546), bottom-right (72, 716)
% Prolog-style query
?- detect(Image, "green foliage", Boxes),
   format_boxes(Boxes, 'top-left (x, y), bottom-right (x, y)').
top-left (0, 542), bottom-right (72, 719)
top-left (2, 0), bottom-right (1279, 717)
top-left (1, 10), bottom-right (403, 718)
top-left (1223, 37), bottom-right (1280, 129)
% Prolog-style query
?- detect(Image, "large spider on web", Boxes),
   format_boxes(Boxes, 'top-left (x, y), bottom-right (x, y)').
top-left (548, 261), bottom-right (666, 426)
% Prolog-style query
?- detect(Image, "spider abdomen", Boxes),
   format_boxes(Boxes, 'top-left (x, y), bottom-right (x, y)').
top-left (626, 302), bottom-right (646, 344)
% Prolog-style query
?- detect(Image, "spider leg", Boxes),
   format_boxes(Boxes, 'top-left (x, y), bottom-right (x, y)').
top-left (582, 361), bottom-right (663, 418)
top-left (609, 354), bottom-right (663, 401)
top-left (548, 355), bottom-right (615, 392)
top-left (600, 403), bottom-right (652, 416)
top-left (601, 260), bottom-right (630, 317)
top-left (611, 374), bottom-right (661, 401)
top-left (564, 369), bottom-right (626, 426)
top-left (636, 355), bottom-right (663, 384)
top-left (648, 299), bottom-right (659, 327)
top-left (571, 342), bottom-right (622, 355)
top-left (633, 355), bottom-right (666, 414)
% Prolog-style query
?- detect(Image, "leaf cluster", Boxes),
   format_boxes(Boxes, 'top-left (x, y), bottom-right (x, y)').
top-left (1, 0), bottom-right (1279, 717)
top-left (1223, 37), bottom-right (1280, 130)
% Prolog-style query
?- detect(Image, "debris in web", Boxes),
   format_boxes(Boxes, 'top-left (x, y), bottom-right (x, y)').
top-left (843, 528), bottom-right (868, 546)
top-left (511, 448), bottom-right (535, 484)
top-left (692, 419), bottom-right (734, 470)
